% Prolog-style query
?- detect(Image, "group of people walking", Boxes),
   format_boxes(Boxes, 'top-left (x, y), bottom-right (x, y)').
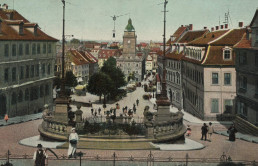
top-left (201, 122), bottom-right (214, 141)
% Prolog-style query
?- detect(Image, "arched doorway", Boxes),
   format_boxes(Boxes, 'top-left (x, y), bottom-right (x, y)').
top-left (0, 94), bottom-right (7, 118)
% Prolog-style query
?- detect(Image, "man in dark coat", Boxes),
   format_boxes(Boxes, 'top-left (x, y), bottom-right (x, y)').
top-left (136, 99), bottom-right (139, 106)
top-left (201, 123), bottom-right (208, 141)
top-left (33, 144), bottom-right (47, 166)
top-left (228, 124), bottom-right (238, 141)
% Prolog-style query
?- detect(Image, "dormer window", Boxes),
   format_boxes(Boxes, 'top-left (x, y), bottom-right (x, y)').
top-left (223, 47), bottom-right (232, 60)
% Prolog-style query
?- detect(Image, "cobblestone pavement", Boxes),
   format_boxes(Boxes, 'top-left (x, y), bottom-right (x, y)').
top-left (0, 119), bottom-right (258, 162)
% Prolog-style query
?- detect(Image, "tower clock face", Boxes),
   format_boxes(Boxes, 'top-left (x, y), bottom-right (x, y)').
top-left (128, 40), bottom-right (131, 44)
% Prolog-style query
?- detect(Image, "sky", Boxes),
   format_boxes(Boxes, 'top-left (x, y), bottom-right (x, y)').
top-left (2, 0), bottom-right (258, 42)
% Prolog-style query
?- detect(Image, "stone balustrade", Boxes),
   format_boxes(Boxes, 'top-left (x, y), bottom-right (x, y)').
top-left (42, 117), bottom-right (69, 135)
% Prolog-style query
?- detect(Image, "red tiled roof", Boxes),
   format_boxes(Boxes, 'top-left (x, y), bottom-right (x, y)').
top-left (178, 30), bottom-right (208, 43)
top-left (98, 49), bottom-right (121, 59)
top-left (150, 47), bottom-right (161, 52)
top-left (202, 46), bottom-right (235, 65)
top-left (189, 30), bottom-right (229, 45)
top-left (170, 26), bottom-right (187, 44)
top-left (0, 9), bottom-right (58, 41)
top-left (211, 29), bottom-right (246, 46)
top-left (181, 54), bottom-right (202, 64)
top-left (82, 50), bottom-right (98, 63)
top-left (69, 49), bottom-right (89, 65)
top-left (166, 50), bottom-right (184, 61)
top-left (234, 33), bottom-right (252, 49)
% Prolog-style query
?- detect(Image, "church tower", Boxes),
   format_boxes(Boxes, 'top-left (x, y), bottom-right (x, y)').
top-left (123, 18), bottom-right (137, 57)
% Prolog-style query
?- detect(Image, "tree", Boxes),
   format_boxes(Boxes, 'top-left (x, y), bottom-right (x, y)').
top-left (87, 72), bottom-right (113, 102)
top-left (101, 57), bottom-right (126, 90)
top-left (70, 38), bottom-right (80, 44)
top-left (65, 71), bottom-right (78, 87)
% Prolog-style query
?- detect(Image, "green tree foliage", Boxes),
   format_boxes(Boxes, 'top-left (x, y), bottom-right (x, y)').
top-left (65, 71), bottom-right (78, 87)
top-left (70, 38), bottom-right (80, 44)
top-left (101, 57), bottom-right (126, 90)
top-left (87, 72), bottom-right (113, 101)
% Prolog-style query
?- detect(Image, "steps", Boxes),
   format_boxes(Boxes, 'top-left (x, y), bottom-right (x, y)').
top-left (233, 115), bottom-right (258, 136)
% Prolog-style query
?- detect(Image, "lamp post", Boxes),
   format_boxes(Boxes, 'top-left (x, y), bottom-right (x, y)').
top-left (60, 0), bottom-right (66, 98)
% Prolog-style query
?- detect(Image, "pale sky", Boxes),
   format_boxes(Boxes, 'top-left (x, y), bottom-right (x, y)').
top-left (2, 0), bottom-right (258, 42)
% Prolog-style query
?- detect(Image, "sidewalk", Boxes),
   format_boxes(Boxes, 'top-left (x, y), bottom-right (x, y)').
top-left (215, 131), bottom-right (258, 144)
top-left (0, 113), bottom-right (42, 127)
top-left (149, 98), bottom-right (232, 125)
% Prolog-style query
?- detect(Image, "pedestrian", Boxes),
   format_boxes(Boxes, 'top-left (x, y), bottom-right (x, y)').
top-left (68, 128), bottom-right (79, 158)
top-left (125, 106), bottom-right (128, 111)
top-left (186, 125), bottom-right (191, 136)
top-left (114, 108), bottom-right (116, 116)
top-left (94, 111), bottom-right (97, 117)
top-left (89, 100), bottom-right (92, 107)
top-left (208, 122), bottom-right (214, 142)
top-left (227, 124), bottom-right (238, 141)
top-left (33, 144), bottom-right (47, 166)
top-left (98, 107), bottom-right (101, 115)
top-left (201, 123), bottom-right (208, 141)
top-left (136, 99), bottom-right (139, 106)
top-left (116, 103), bottom-right (120, 110)
top-left (4, 114), bottom-right (8, 123)
top-left (110, 107), bottom-right (113, 114)
top-left (91, 108), bottom-right (94, 115)
top-left (128, 109), bottom-right (133, 116)
top-left (133, 106), bottom-right (136, 114)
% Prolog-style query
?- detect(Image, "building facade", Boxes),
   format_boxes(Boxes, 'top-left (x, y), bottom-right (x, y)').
top-left (234, 10), bottom-right (258, 125)
top-left (0, 7), bottom-right (58, 118)
top-left (182, 26), bottom-right (245, 120)
top-left (117, 18), bottom-right (145, 81)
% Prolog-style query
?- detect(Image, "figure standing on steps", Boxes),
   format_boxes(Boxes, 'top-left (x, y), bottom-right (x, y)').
top-left (228, 124), bottom-right (238, 141)
top-left (68, 128), bottom-right (79, 158)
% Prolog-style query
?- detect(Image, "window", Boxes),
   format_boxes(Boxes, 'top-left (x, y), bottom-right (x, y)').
top-left (25, 44), bottom-right (30, 55)
top-left (238, 102), bottom-right (247, 117)
top-left (11, 92), bottom-right (17, 105)
top-left (239, 52), bottom-right (247, 65)
top-left (48, 43), bottom-right (52, 53)
top-left (31, 65), bottom-right (34, 78)
top-left (12, 44), bottom-right (16, 56)
top-left (40, 85), bottom-right (44, 97)
top-left (211, 99), bottom-right (219, 113)
top-left (255, 51), bottom-right (258, 67)
top-left (4, 44), bottom-right (9, 57)
top-left (224, 99), bottom-right (233, 113)
top-left (224, 73), bottom-right (231, 85)
top-left (25, 88), bottom-right (29, 101)
top-left (18, 90), bottom-right (23, 102)
top-left (37, 43), bottom-right (41, 54)
top-left (18, 44), bottom-right (23, 56)
top-left (45, 84), bottom-right (50, 96)
top-left (12, 67), bottom-right (16, 82)
top-left (42, 64), bottom-right (45, 76)
top-left (212, 73), bottom-right (219, 84)
top-left (20, 66), bottom-right (24, 80)
top-left (4, 68), bottom-right (9, 82)
top-left (47, 63), bottom-right (51, 75)
top-left (32, 43), bottom-right (36, 55)
top-left (223, 49), bottom-right (231, 60)
top-left (36, 64), bottom-right (39, 76)
top-left (43, 43), bottom-right (47, 54)
top-left (26, 65), bottom-right (29, 78)
top-left (239, 76), bottom-right (247, 89)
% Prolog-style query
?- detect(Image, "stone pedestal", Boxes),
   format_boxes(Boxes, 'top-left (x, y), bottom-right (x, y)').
top-left (75, 106), bottom-right (83, 123)
top-left (54, 97), bottom-right (69, 122)
top-left (155, 105), bottom-right (171, 122)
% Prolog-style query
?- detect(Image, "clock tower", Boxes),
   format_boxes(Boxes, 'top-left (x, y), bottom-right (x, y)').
top-left (123, 18), bottom-right (137, 57)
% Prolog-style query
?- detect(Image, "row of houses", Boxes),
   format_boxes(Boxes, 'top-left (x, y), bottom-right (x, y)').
top-left (157, 10), bottom-right (258, 126)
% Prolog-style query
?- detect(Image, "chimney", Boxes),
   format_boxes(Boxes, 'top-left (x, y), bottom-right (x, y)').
top-left (216, 26), bottom-right (219, 30)
top-left (19, 22), bottom-right (24, 35)
top-left (225, 24), bottom-right (228, 29)
top-left (204, 27), bottom-right (207, 29)
top-left (189, 24), bottom-right (193, 30)
top-left (239, 22), bottom-right (243, 28)
top-left (220, 25), bottom-right (224, 29)
top-left (211, 27), bottom-right (214, 32)
top-left (34, 24), bottom-right (38, 36)
top-left (181, 25), bottom-right (183, 27)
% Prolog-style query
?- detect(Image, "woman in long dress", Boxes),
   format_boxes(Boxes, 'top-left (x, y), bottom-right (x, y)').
top-left (68, 128), bottom-right (79, 158)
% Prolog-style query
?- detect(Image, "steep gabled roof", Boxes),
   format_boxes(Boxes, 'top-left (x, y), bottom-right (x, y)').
top-left (178, 30), bottom-right (208, 43)
top-left (189, 30), bottom-right (229, 46)
top-left (234, 33), bottom-right (252, 49)
top-left (211, 29), bottom-right (246, 46)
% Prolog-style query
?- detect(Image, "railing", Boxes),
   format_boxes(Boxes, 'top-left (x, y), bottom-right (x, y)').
top-left (42, 118), bottom-right (68, 134)
top-left (0, 150), bottom-right (257, 166)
